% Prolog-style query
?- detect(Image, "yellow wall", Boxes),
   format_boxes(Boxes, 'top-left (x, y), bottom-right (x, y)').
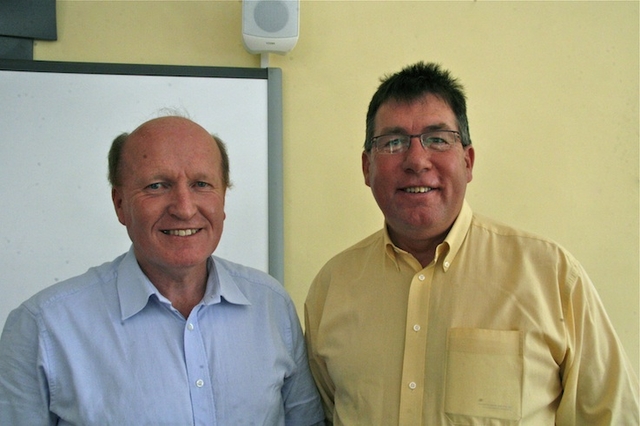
top-left (34, 0), bottom-right (639, 369)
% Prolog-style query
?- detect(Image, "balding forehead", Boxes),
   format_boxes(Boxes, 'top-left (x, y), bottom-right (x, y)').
top-left (131, 116), bottom-right (204, 137)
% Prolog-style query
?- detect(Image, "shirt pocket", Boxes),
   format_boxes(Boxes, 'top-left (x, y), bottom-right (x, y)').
top-left (444, 328), bottom-right (523, 426)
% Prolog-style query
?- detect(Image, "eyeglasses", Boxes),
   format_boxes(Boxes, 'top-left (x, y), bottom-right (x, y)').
top-left (370, 130), bottom-right (461, 154)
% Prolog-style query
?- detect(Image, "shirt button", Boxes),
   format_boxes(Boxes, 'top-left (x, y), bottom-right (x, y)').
top-left (444, 261), bottom-right (450, 268)
top-left (418, 274), bottom-right (425, 281)
top-left (409, 382), bottom-right (417, 389)
top-left (187, 323), bottom-right (194, 331)
top-left (413, 324), bottom-right (421, 332)
top-left (196, 379), bottom-right (204, 388)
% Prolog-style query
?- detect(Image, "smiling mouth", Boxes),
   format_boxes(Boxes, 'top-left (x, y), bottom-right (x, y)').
top-left (162, 229), bottom-right (201, 237)
top-left (403, 186), bottom-right (434, 193)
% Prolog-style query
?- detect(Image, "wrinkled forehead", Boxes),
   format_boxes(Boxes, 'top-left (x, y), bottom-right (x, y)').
top-left (130, 116), bottom-right (210, 141)
top-left (122, 119), bottom-right (220, 170)
top-left (381, 92), bottom-right (453, 113)
top-left (375, 94), bottom-right (457, 129)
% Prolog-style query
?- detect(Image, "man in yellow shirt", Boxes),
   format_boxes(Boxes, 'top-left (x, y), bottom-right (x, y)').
top-left (304, 62), bottom-right (639, 425)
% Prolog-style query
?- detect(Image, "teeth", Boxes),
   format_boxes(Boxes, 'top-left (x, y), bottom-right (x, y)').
top-left (404, 187), bottom-right (432, 193)
top-left (163, 229), bottom-right (199, 236)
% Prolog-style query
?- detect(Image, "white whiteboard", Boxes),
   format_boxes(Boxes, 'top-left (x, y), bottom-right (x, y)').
top-left (0, 60), bottom-right (284, 328)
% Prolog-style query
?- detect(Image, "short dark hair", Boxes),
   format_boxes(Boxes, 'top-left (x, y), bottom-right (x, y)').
top-left (107, 129), bottom-right (232, 189)
top-left (211, 135), bottom-right (232, 189)
top-left (364, 62), bottom-right (472, 151)
top-left (108, 133), bottom-right (128, 187)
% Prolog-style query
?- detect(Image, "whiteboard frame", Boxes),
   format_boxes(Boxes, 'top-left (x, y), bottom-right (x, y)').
top-left (0, 59), bottom-right (284, 323)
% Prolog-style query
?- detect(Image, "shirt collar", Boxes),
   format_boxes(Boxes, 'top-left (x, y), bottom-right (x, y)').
top-left (117, 248), bottom-right (156, 321)
top-left (441, 199), bottom-right (473, 271)
top-left (207, 256), bottom-right (251, 306)
top-left (383, 200), bottom-right (474, 272)
top-left (383, 228), bottom-right (404, 270)
top-left (117, 248), bottom-right (250, 321)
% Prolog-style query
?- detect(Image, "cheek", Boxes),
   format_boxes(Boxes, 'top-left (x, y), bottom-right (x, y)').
top-left (365, 157), bottom-right (394, 185)
top-left (364, 165), bottom-right (373, 188)
top-left (362, 153), bottom-right (372, 187)
top-left (368, 167), bottom-right (396, 203)
top-left (465, 159), bottom-right (473, 182)
top-left (206, 196), bottom-right (227, 221)
top-left (125, 200), bottom-right (158, 229)
top-left (439, 156), bottom-right (470, 182)
top-left (116, 201), bottom-right (134, 227)
top-left (459, 158), bottom-right (473, 183)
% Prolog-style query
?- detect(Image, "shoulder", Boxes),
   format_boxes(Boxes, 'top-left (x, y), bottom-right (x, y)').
top-left (18, 254), bottom-right (125, 318)
top-left (2, 254), bottom-right (126, 343)
top-left (468, 212), bottom-right (583, 278)
top-left (471, 213), bottom-right (567, 249)
top-left (211, 257), bottom-right (301, 338)
top-left (320, 229), bottom-right (385, 272)
top-left (307, 229), bottom-right (385, 298)
top-left (470, 212), bottom-right (544, 239)
top-left (212, 256), bottom-right (292, 304)
top-left (470, 213), bottom-right (566, 246)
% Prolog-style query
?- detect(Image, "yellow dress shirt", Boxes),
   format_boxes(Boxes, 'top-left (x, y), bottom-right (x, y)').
top-left (305, 201), bottom-right (639, 425)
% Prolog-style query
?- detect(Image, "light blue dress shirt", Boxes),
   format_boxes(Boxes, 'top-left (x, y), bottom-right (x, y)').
top-left (0, 248), bottom-right (324, 425)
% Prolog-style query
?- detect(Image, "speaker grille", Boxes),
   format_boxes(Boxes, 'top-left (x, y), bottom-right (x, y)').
top-left (254, 1), bottom-right (289, 33)
top-left (243, 0), bottom-right (299, 38)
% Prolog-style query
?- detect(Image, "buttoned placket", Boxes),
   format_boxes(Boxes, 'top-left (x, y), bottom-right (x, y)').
top-left (183, 306), bottom-right (217, 425)
top-left (398, 266), bottom-right (434, 426)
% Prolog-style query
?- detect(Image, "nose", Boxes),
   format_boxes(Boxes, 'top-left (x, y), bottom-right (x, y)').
top-left (168, 184), bottom-right (198, 219)
top-left (402, 136), bottom-right (433, 173)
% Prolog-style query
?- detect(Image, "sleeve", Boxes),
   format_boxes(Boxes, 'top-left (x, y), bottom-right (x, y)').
top-left (281, 297), bottom-right (326, 426)
top-left (304, 270), bottom-right (336, 424)
top-left (0, 304), bottom-right (58, 426)
top-left (556, 261), bottom-right (639, 425)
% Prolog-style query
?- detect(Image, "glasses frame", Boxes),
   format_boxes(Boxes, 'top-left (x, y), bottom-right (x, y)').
top-left (370, 130), bottom-right (461, 154)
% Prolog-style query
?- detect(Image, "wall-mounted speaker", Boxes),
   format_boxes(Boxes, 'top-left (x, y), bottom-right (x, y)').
top-left (242, 0), bottom-right (300, 55)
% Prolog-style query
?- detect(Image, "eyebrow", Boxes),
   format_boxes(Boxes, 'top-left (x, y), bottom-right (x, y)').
top-left (378, 123), bottom-right (455, 135)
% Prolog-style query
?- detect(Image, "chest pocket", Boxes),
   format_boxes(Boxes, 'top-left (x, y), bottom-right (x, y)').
top-left (444, 328), bottom-right (523, 425)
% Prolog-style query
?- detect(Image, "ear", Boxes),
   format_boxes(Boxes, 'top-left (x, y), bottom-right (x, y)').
top-left (111, 187), bottom-right (126, 225)
top-left (464, 145), bottom-right (475, 183)
top-left (362, 151), bottom-right (372, 187)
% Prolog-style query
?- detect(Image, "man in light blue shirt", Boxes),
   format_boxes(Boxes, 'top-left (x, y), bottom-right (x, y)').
top-left (0, 116), bottom-right (324, 425)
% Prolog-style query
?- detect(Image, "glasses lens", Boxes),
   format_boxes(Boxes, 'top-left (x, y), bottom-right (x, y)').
top-left (422, 131), bottom-right (458, 151)
top-left (372, 131), bottom-right (459, 154)
top-left (374, 135), bottom-right (409, 153)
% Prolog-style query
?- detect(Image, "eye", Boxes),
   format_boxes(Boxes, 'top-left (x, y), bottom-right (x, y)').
top-left (386, 137), bottom-right (404, 148)
top-left (147, 182), bottom-right (163, 190)
top-left (379, 135), bottom-right (407, 153)
top-left (426, 136), bottom-right (449, 145)
top-left (423, 132), bottom-right (455, 151)
top-left (194, 181), bottom-right (211, 189)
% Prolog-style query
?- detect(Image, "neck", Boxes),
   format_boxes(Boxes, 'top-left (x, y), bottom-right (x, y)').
top-left (387, 226), bottom-right (448, 268)
top-left (140, 262), bottom-right (208, 318)
top-left (404, 242), bottom-right (440, 268)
